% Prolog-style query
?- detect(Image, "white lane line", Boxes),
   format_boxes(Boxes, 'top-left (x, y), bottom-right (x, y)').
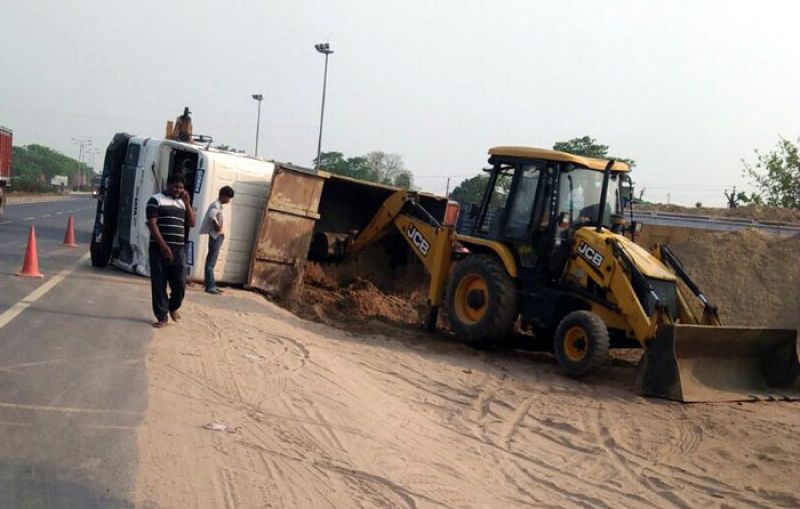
top-left (0, 252), bottom-right (90, 330)
top-left (55, 212), bottom-right (63, 215)
top-left (23, 217), bottom-right (34, 220)
top-left (0, 221), bottom-right (11, 225)
top-left (0, 401), bottom-right (142, 416)
top-left (42, 214), bottom-right (51, 218)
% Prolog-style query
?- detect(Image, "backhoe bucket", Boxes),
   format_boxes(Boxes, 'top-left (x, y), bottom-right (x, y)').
top-left (638, 324), bottom-right (800, 402)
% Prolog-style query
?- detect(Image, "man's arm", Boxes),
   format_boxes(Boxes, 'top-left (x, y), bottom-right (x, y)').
top-left (204, 203), bottom-right (223, 233)
top-left (181, 191), bottom-right (196, 227)
top-left (147, 217), bottom-right (173, 259)
top-left (213, 205), bottom-right (223, 233)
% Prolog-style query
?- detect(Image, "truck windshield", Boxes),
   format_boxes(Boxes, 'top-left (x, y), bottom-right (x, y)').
top-left (557, 166), bottom-right (621, 228)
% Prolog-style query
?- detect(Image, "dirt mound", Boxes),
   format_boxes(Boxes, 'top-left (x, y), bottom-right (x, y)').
top-left (298, 261), bottom-right (428, 329)
top-left (636, 203), bottom-right (800, 224)
top-left (671, 229), bottom-right (800, 330)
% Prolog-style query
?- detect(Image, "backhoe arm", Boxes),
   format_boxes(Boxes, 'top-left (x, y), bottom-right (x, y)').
top-left (348, 190), bottom-right (455, 331)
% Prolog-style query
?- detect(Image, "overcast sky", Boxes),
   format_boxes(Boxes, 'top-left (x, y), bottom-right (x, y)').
top-left (1, 0), bottom-right (798, 205)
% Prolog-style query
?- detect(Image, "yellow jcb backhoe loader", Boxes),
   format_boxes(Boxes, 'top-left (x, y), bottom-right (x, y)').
top-left (328, 146), bottom-right (799, 402)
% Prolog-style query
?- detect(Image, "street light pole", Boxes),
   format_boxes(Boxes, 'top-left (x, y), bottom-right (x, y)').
top-left (252, 94), bottom-right (263, 157)
top-left (314, 42), bottom-right (334, 170)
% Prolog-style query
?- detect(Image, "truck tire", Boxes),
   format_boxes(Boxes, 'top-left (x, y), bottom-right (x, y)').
top-left (90, 234), bottom-right (112, 267)
top-left (446, 254), bottom-right (518, 346)
top-left (0, 188), bottom-right (5, 216)
top-left (554, 310), bottom-right (609, 377)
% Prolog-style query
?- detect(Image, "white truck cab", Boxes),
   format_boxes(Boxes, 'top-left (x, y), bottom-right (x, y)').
top-left (112, 137), bottom-right (274, 285)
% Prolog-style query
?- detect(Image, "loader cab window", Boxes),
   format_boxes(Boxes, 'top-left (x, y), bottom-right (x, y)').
top-left (478, 168), bottom-right (512, 236)
top-left (504, 162), bottom-right (544, 239)
top-left (556, 165), bottom-right (621, 229)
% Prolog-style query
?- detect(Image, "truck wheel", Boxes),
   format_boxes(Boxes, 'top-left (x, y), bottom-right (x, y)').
top-left (0, 188), bottom-right (5, 216)
top-left (90, 235), bottom-right (112, 267)
top-left (446, 254), bottom-right (517, 346)
top-left (554, 310), bottom-right (609, 377)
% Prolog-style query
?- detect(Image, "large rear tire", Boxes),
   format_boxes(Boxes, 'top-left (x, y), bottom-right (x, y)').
top-left (554, 310), bottom-right (609, 377)
top-left (446, 254), bottom-right (517, 346)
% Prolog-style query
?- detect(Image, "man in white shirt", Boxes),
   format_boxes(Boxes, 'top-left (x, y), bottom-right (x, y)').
top-left (199, 186), bottom-right (234, 294)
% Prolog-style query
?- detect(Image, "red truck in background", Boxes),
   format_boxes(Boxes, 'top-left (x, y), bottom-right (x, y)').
top-left (0, 126), bottom-right (11, 215)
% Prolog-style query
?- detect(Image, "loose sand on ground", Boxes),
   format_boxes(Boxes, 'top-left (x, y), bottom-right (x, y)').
top-left (135, 288), bottom-right (799, 509)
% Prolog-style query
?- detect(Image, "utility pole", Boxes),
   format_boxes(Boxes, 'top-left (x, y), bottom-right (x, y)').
top-left (445, 177), bottom-right (451, 198)
top-left (252, 94), bottom-right (263, 157)
top-left (71, 138), bottom-right (91, 189)
top-left (314, 42), bottom-right (334, 169)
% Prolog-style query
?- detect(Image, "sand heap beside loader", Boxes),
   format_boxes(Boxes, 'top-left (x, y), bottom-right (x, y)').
top-left (316, 146), bottom-right (799, 403)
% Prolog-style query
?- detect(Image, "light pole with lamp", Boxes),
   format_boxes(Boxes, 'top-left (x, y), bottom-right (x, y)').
top-left (252, 94), bottom-right (263, 157)
top-left (314, 42), bottom-right (333, 169)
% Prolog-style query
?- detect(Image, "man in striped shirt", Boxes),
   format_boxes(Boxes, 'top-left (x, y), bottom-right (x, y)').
top-left (146, 174), bottom-right (196, 327)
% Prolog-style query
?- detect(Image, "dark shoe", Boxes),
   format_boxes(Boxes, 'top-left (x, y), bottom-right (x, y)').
top-left (152, 320), bottom-right (169, 328)
top-left (206, 288), bottom-right (223, 295)
top-left (169, 310), bottom-right (181, 322)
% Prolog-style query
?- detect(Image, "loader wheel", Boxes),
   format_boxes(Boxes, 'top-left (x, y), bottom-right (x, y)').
top-left (446, 254), bottom-right (517, 346)
top-left (554, 311), bottom-right (609, 377)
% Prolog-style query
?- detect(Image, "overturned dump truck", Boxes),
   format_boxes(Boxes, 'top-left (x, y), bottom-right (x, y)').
top-left (92, 133), bottom-right (453, 293)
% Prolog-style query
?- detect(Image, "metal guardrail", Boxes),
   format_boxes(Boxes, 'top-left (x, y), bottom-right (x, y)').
top-left (632, 210), bottom-right (800, 237)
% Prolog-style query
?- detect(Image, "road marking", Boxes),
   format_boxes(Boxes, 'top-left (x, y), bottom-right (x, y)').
top-left (56, 212), bottom-right (63, 215)
top-left (42, 214), bottom-right (51, 218)
top-left (0, 401), bottom-right (142, 416)
top-left (0, 221), bottom-right (11, 225)
top-left (0, 252), bottom-right (90, 331)
top-left (23, 217), bottom-right (34, 220)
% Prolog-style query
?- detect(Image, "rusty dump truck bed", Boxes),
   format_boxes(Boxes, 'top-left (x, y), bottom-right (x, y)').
top-left (246, 164), bottom-right (449, 300)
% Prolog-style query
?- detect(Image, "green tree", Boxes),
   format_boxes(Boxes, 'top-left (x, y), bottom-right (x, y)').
top-left (315, 150), bottom-right (414, 189)
top-left (364, 151), bottom-right (414, 188)
top-left (552, 136), bottom-right (636, 168)
top-left (12, 144), bottom-right (92, 181)
top-left (741, 137), bottom-right (800, 209)
top-left (450, 174), bottom-right (490, 203)
top-left (450, 173), bottom-right (511, 204)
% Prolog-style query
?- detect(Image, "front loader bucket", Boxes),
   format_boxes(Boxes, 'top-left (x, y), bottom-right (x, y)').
top-left (638, 324), bottom-right (800, 403)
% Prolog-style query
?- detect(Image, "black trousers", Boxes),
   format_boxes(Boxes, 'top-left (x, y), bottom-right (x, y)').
top-left (149, 244), bottom-right (186, 321)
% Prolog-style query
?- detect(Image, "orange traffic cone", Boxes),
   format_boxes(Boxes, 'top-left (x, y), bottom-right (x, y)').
top-left (63, 216), bottom-right (78, 248)
top-left (17, 225), bottom-right (43, 278)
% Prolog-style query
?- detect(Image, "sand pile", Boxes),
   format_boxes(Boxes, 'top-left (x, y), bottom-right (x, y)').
top-left (296, 227), bottom-right (800, 334)
top-left (671, 229), bottom-right (800, 330)
top-left (636, 203), bottom-right (800, 224)
top-left (297, 261), bottom-right (428, 328)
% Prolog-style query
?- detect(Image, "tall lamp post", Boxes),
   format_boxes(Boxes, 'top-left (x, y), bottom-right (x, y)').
top-left (314, 42), bottom-right (334, 169)
top-left (252, 94), bottom-right (263, 157)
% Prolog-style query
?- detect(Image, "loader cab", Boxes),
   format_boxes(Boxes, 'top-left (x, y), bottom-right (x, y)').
top-left (468, 147), bottom-right (628, 277)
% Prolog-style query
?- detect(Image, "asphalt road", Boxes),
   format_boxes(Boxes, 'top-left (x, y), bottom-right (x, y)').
top-left (0, 197), bottom-right (152, 508)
